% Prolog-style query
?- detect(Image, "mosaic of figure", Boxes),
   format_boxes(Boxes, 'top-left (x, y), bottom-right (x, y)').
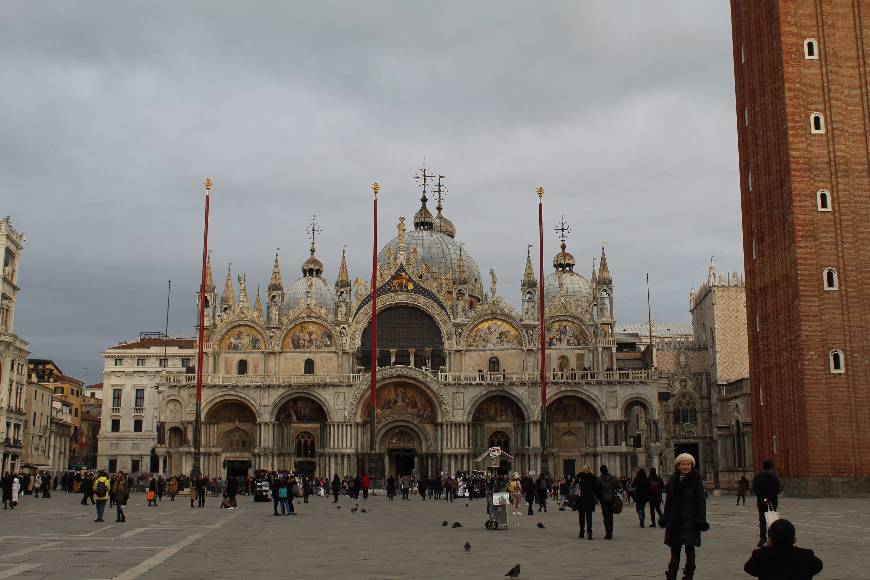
top-left (546, 320), bottom-right (585, 347)
top-left (278, 397), bottom-right (326, 423)
top-left (283, 322), bottom-right (334, 350)
top-left (472, 395), bottom-right (521, 422)
top-left (221, 326), bottom-right (265, 351)
top-left (548, 396), bottom-right (599, 422)
top-left (364, 383), bottom-right (435, 421)
top-left (467, 319), bottom-right (521, 348)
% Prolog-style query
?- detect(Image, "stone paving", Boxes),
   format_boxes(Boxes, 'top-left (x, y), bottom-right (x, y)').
top-left (0, 491), bottom-right (866, 579)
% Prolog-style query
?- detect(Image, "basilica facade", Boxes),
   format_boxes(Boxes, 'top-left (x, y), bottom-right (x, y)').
top-left (156, 182), bottom-right (675, 480)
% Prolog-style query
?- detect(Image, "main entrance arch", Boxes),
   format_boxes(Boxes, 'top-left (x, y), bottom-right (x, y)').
top-left (204, 399), bottom-right (258, 480)
top-left (546, 394), bottom-right (602, 479)
top-left (273, 395), bottom-right (328, 475)
top-left (380, 424), bottom-right (423, 477)
top-left (470, 393), bottom-right (529, 474)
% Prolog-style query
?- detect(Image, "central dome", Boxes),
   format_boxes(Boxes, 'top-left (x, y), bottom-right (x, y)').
top-left (378, 229), bottom-right (484, 300)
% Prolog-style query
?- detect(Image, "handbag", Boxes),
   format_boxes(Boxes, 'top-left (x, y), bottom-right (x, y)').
top-left (612, 495), bottom-right (623, 515)
top-left (763, 502), bottom-right (779, 528)
top-left (146, 490), bottom-right (155, 501)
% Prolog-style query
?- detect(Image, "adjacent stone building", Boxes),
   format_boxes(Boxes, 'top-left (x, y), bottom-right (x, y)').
top-left (0, 216), bottom-right (29, 474)
top-left (730, 0), bottom-right (870, 495)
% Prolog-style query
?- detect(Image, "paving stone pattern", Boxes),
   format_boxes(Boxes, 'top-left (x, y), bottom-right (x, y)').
top-left (0, 493), bottom-right (866, 578)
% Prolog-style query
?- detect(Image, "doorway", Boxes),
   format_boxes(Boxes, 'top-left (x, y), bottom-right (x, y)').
top-left (225, 459), bottom-right (251, 480)
top-left (294, 460), bottom-right (316, 477)
top-left (562, 459), bottom-right (576, 479)
top-left (390, 449), bottom-right (416, 476)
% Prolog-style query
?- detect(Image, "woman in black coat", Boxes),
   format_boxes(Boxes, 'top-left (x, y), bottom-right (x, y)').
top-left (661, 454), bottom-right (708, 580)
top-left (573, 466), bottom-right (598, 540)
top-left (631, 469), bottom-right (650, 528)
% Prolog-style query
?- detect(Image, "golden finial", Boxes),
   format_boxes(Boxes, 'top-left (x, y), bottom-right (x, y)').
top-left (536, 186), bottom-right (544, 199)
top-left (372, 182), bottom-right (380, 198)
top-left (204, 178), bottom-right (213, 190)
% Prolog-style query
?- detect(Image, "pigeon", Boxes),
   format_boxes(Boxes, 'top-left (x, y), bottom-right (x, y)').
top-left (464, 542), bottom-right (471, 553)
top-left (361, 508), bottom-right (367, 513)
top-left (351, 507), bottom-right (358, 513)
top-left (336, 505), bottom-right (341, 509)
top-left (442, 521), bottom-right (449, 527)
top-left (537, 522), bottom-right (545, 529)
top-left (466, 503), bottom-right (469, 508)
top-left (505, 564), bottom-right (521, 577)
top-left (558, 507), bottom-right (566, 512)
top-left (452, 522), bottom-right (463, 528)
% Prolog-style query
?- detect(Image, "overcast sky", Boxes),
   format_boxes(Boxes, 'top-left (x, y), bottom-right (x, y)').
top-left (1, 1), bottom-right (743, 384)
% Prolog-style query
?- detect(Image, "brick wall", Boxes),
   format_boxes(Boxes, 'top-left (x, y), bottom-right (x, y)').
top-left (731, 0), bottom-right (870, 480)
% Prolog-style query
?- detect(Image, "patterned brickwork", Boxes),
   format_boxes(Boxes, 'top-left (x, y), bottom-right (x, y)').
top-left (731, 0), bottom-right (870, 479)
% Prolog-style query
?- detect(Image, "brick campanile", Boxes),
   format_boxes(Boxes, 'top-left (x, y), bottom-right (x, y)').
top-left (730, 1), bottom-right (870, 496)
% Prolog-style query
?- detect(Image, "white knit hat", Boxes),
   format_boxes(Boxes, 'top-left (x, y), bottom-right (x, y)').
top-left (675, 453), bottom-right (696, 466)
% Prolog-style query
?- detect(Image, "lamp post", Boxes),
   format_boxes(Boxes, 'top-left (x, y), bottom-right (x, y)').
top-left (537, 186), bottom-right (548, 476)
top-left (192, 178), bottom-right (211, 481)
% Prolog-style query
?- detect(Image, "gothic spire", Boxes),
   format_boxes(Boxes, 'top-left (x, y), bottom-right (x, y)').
top-left (598, 243), bottom-right (612, 285)
top-left (455, 244), bottom-right (468, 285)
top-left (238, 274), bottom-right (249, 306)
top-left (522, 244), bottom-right (536, 288)
top-left (336, 246), bottom-right (350, 288)
top-left (254, 284), bottom-right (263, 317)
top-left (269, 249), bottom-right (283, 291)
top-left (221, 264), bottom-right (234, 306)
top-left (205, 252), bottom-right (215, 292)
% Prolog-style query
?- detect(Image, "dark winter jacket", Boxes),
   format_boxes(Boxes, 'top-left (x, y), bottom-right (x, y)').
top-left (744, 546), bottom-right (823, 579)
top-left (751, 469), bottom-right (781, 506)
top-left (632, 473), bottom-right (651, 502)
top-left (597, 472), bottom-right (618, 503)
top-left (574, 472), bottom-right (598, 512)
top-left (330, 476), bottom-right (342, 493)
top-left (662, 469), bottom-right (708, 547)
top-left (226, 477), bottom-right (238, 496)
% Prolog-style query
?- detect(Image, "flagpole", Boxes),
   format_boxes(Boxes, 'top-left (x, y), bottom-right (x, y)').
top-left (369, 182), bottom-right (380, 462)
top-left (537, 186), bottom-right (548, 476)
top-left (192, 178), bottom-right (211, 481)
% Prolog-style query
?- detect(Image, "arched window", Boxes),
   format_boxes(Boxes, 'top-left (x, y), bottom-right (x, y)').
top-left (303, 358), bottom-right (315, 375)
top-left (672, 393), bottom-right (698, 425)
top-left (810, 112), bottom-right (825, 134)
top-left (295, 431), bottom-right (316, 458)
top-left (804, 38), bottom-right (818, 59)
top-left (829, 350), bottom-right (845, 373)
top-left (823, 268), bottom-right (838, 290)
top-left (816, 189), bottom-right (831, 211)
top-left (236, 359), bottom-right (248, 375)
top-left (488, 356), bottom-right (500, 373)
top-left (488, 431), bottom-right (510, 454)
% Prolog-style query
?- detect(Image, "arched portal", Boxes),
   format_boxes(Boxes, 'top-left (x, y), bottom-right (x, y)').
top-left (273, 396), bottom-right (327, 474)
top-left (166, 426), bottom-right (185, 476)
top-left (357, 306), bottom-right (445, 370)
top-left (470, 394), bottom-right (528, 473)
top-left (624, 400), bottom-right (653, 471)
top-left (380, 424), bottom-right (423, 478)
top-left (204, 400), bottom-right (257, 479)
top-left (547, 395), bottom-right (602, 479)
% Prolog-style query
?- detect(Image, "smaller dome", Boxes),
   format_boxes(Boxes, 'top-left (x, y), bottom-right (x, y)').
top-left (413, 194), bottom-right (434, 230)
top-left (545, 270), bottom-right (592, 312)
top-left (284, 276), bottom-right (336, 312)
top-left (553, 242), bottom-right (576, 271)
top-left (301, 244), bottom-right (323, 277)
top-left (433, 211), bottom-right (456, 238)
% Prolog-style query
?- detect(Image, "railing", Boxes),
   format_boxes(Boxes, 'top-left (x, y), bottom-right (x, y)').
top-left (133, 407), bottom-right (145, 416)
top-left (159, 368), bottom-right (666, 387)
top-left (111, 407), bottom-right (121, 415)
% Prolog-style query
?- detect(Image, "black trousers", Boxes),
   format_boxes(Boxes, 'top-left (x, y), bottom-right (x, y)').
top-left (669, 545), bottom-right (696, 569)
top-left (650, 499), bottom-right (663, 525)
top-left (578, 509), bottom-right (593, 535)
top-left (445, 489), bottom-right (453, 502)
top-left (332, 491), bottom-right (339, 503)
top-left (197, 490), bottom-right (205, 507)
top-left (600, 500), bottom-right (614, 536)
top-left (401, 488), bottom-right (409, 500)
top-left (757, 500), bottom-right (777, 542)
top-left (525, 494), bottom-right (535, 515)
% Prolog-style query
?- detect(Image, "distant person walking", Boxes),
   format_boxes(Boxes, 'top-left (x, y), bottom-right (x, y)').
top-left (648, 468), bottom-right (665, 528)
top-left (744, 518), bottom-right (823, 579)
top-left (331, 474), bottom-right (342, 503)
top-left (736, 474), bottom-right (749, 506)
top-left (112, 471), bottom-right (129, 522)
top-left (93, 471), bottom-right (112, 523)
top-left (631, 468), bottom-right (650, 528)
top-left (752, 460), bottom-right (781, 548)
top-left (1, 472), bottom-right (13, 509)
top-left (662, 454), bottom-right (708, 580)
top-left (597, 466), bottom-right (618, 540)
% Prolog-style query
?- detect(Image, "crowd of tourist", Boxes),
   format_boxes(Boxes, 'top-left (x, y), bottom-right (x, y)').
top-left (0, 456), bottom-right (824, 579)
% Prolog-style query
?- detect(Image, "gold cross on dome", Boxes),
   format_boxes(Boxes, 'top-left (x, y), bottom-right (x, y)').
top-left (307, 215), bottom-right (322, 246)
top-left (414, 160), bottom-right (435, 197)
top-left (554, 215), bottom-right (571, 244)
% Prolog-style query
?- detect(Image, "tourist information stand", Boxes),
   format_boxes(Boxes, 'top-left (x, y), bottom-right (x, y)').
top-left (475, 447), bottom-right (514, 530)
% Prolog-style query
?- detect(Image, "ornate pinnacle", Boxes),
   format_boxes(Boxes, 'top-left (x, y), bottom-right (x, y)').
top-left (269, 249), bottom-right (283, 291)
top-left (536, 186), bottom-right (544, 199)
top-left (204, 178), bottom-right (213, 191)
top-left (221, 263), bottom-right (234, 306)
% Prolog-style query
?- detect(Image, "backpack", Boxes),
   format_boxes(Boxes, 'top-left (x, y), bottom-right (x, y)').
top-left (95, 480), bottom-right (108, 497)
top-left (537, 479), bottom-right (548, 492)
top-left (278, 486), bottom-right (288, 499)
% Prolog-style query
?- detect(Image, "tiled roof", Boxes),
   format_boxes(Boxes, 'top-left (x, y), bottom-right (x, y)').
top-left (109, 338), bottom-right (196, 350)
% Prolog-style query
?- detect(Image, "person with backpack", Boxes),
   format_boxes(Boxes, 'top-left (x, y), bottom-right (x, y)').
top-left (648, 468), bottom-right (665, 528)
top-left (93, 471), bottom-right (111, 523)
top-left (752, 460), bottom-right (781, 549)
top-left (277, 479), bottom-right (290, 515)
